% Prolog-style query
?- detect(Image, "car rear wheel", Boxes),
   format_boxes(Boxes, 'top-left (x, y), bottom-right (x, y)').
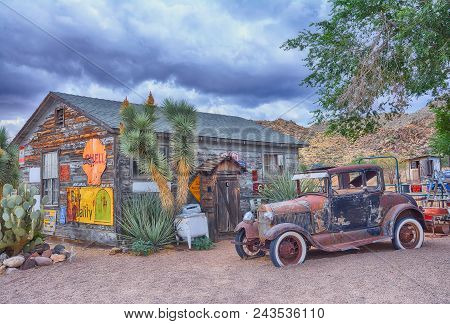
top-left (234, 230), bottom-right (265, 259)
top-left (392, 217), bottom-right (424, 250)
top-left (270, 231), bottom-right (307, 267)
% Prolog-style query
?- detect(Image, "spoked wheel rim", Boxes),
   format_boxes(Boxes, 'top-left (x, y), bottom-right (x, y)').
top-left (278, 235), bottom-right (302, 265)
top-left (242, 236), bottom-right (261, 256)
top-left (399, 222), bottom-right (421, 249)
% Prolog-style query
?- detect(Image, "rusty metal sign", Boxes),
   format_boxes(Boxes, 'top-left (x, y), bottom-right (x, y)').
top-left (189, 175), bottom-right (201, 202)
top-left (67, 187), bottom-right (113, 225)
top-left (59, 164), bottom-right (71, 182)
top-left (82, 138), bottom-right (106, 185)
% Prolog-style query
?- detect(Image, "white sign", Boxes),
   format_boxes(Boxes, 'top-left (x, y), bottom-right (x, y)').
top-left (29, 167), bottom-right (41, 183)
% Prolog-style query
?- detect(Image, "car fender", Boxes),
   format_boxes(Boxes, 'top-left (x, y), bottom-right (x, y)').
top-left (381, 203), bottom-right (425, 237)
top-left (234, 221), bottom-right (259, 239)
top-left (263, 223), bottom-right (315, 245)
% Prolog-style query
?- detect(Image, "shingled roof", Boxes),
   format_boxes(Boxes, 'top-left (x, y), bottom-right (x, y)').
top-left (16, 92), bottom-right (306, 146)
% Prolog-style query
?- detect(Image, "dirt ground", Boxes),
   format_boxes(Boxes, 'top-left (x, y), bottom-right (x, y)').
top-left (1, 235), bottom-right (449, 304)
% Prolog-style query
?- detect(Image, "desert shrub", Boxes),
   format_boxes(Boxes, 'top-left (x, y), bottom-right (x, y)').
top-left (131, 239), bottom-right (156, 256)
top-left (119, 193), bottom-right (176, 250)
top-left (191, 236), bottom-right (214, 250)
top-left (259, 172), bottom-right (318, 203)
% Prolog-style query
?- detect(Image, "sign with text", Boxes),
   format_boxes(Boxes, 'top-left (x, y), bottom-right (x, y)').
top-left (82, 138), bottom-right (106, 185)
top-left (42, 209), bottom-right (56, 235)
top-left (67, 187), bottom-right (113, 225)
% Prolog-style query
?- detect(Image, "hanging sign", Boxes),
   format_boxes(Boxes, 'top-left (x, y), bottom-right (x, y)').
top-left (67, 187), bottom-right (113, 226)
top-left (82, 138), bottom-right (106, 185)
top-left (189, 175), bottom-right (201, 202)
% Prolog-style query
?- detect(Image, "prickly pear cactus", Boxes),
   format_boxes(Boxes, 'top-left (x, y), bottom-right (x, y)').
top-left (0, 183), bottom-right (48, 255)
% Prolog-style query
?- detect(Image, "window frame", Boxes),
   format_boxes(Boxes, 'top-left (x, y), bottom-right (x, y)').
top-left (263, 153), bottom-right (285, 178)
top-left (41, 150), bottom-right (59, 206)
top-left (55, 107), bottom-right (65, 127)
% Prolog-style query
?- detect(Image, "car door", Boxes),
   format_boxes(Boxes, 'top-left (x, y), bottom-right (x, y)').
top-left (330, 171), bottom-right (369, 232)
top-left (363, 169), bottom-right (383, 228)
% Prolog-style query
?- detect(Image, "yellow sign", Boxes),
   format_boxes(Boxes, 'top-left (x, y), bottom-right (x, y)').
top-left (189, 175), bottom-right (201, 202)
top-left (67, 187), bottom-right (113, 226)
top-left (42, 209), bottom-right (56, 235)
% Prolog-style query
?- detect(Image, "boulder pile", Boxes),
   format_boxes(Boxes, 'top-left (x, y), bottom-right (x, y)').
top-left (0, 243), bottom-right (71, 275)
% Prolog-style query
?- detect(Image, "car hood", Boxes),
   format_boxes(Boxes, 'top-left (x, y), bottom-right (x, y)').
top-left (259, 194), bottom-right (327, 215)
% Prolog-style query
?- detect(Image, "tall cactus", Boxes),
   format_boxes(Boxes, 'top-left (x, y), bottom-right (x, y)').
top-left (0, 183), bottom-right (48, 255)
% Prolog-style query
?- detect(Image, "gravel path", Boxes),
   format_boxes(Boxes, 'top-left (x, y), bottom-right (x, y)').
top-left (1, 235), bottom-right (449, 304)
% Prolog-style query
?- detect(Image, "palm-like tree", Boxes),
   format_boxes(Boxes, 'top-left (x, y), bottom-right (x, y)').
top-left (0, 127), bottom-right (19, 192)
top-left (119, 95), bottom-right (174, 211)
top-left (162, 98), bottom-right (197, 211)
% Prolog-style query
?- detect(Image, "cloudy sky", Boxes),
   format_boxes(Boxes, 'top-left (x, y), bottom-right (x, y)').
top-left (0, 0), bottom-right (429, 137)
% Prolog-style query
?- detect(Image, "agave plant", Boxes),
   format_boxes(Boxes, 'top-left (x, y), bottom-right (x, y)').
top-left (118, 193), bottom-right (176, 249)
top-left (259, 172), bottom-right (318, 203)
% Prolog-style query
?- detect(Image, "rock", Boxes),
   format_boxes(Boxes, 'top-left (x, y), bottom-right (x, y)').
top-left (0, 252), bottom-right (9, 265)
top-left (5, 267), bottom-right (18, 275)
top-left (63, 251), bottom-right (71, 260)
top-left (0, 265), bottom-right (6, 275)
top-left (109, 247), bottom-right (122, 255)
top-left (22, 253), bottom-right (31, 260)
top-left (35, 257), bottom-right (52, 266)
top-left (31, 252), bottom-right (39, 257)
top-left (3, 255), bottom-right (25, 268)
top-left (42, 249), bottom-right (52, 258)
top-left (50, 254), bottom-right (66, 263)
top-left (52, 244), bottom-right (66, 254)
top-left (20, 257), bottom-right (37, 270)
top-left (121, 247), bottom-right (129, 253)
top-left (34, 243), bottom-right (50, 254)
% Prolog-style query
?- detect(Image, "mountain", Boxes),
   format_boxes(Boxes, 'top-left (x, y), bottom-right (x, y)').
top-left (257, 107), bottom-right (436, 167)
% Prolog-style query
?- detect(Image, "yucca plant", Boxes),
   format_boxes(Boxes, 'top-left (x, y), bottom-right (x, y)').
top-left (119, 95), bottom-right (174, 211)
top-left (162, 98), bottom-right (197, 212)
top-left (259, 172), bottom-right (318, 203)
top-left (119, 193), bottom-right (176, 249)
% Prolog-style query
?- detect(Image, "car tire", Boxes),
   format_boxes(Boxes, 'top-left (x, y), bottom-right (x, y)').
top-left (269, 231), bottom-right (307, 267)
top-left (234, 230), bottom-right (265, 259)
top-left (392, 217), bottom-right (424, 250)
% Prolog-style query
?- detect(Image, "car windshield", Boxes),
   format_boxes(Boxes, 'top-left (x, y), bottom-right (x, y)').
top-left (292, 173), bottom-right (328, 194)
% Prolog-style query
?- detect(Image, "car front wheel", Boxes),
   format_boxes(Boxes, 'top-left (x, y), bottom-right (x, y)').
top-left (234, 230), bottom-right (265, 259)
top-left (392, 217), bottom-right (424, 250)
top-left (270, 231), bottom-right (307, 267)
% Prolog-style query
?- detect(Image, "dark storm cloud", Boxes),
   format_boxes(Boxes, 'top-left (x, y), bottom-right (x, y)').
top-left (0, 0), bottom-right (329, 135)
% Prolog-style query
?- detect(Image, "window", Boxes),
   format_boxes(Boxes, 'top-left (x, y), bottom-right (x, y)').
top-left (263, 154), bottom-right (284, 177)
top-left (331, 171), bottom-right (364, 195)
top-left (426, 160), bottom-right (434, 177)
top-left (55, 107), bottom-right (64, 127)
top-left (131, 145), bottom-right (169, 179)
top-left (410, 161), bottom-right (419, 169)
top-left (365, 170), bottom-right (380, 190)
top-left (42, 152), bottom-right (59, 205)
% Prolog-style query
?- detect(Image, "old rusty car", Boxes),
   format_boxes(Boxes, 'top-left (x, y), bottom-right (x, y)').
top-left (234, 164), bottom-right (426, 267)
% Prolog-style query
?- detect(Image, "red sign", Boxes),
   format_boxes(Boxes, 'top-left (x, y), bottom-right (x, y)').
top-left (18, 146), bottom-right (25, 165)
top-left (60, 164), bottom-right (71, 182)
top-left (82, 138), bottom-right (107, 185)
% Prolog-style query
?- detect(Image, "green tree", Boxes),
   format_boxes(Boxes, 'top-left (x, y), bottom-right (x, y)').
top-left (0, 127), bottom-right (19, 191)
top-left (429, 96), bottom-right (450, 158)
top-left (283, 0), bottom-right (449, 140)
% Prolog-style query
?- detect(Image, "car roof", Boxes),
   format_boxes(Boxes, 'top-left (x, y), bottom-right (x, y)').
top-left (306, 164), bottom-right (382, 175)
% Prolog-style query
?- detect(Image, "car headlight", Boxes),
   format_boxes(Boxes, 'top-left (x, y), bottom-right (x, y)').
top-left (263, 211), bottom-right (274, 221)
top-left (243, 211), bottom-right (255, 222)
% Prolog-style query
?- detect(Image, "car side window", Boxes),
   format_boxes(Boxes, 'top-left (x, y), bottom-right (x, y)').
top-left (331, 172), bottom-right (364, 195)
top-left (365, 170), bottom-right (380, 191)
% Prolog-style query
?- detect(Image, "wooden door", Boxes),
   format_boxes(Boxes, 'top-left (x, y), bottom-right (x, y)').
top-left (216, 176), bottom-right (240, 233)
